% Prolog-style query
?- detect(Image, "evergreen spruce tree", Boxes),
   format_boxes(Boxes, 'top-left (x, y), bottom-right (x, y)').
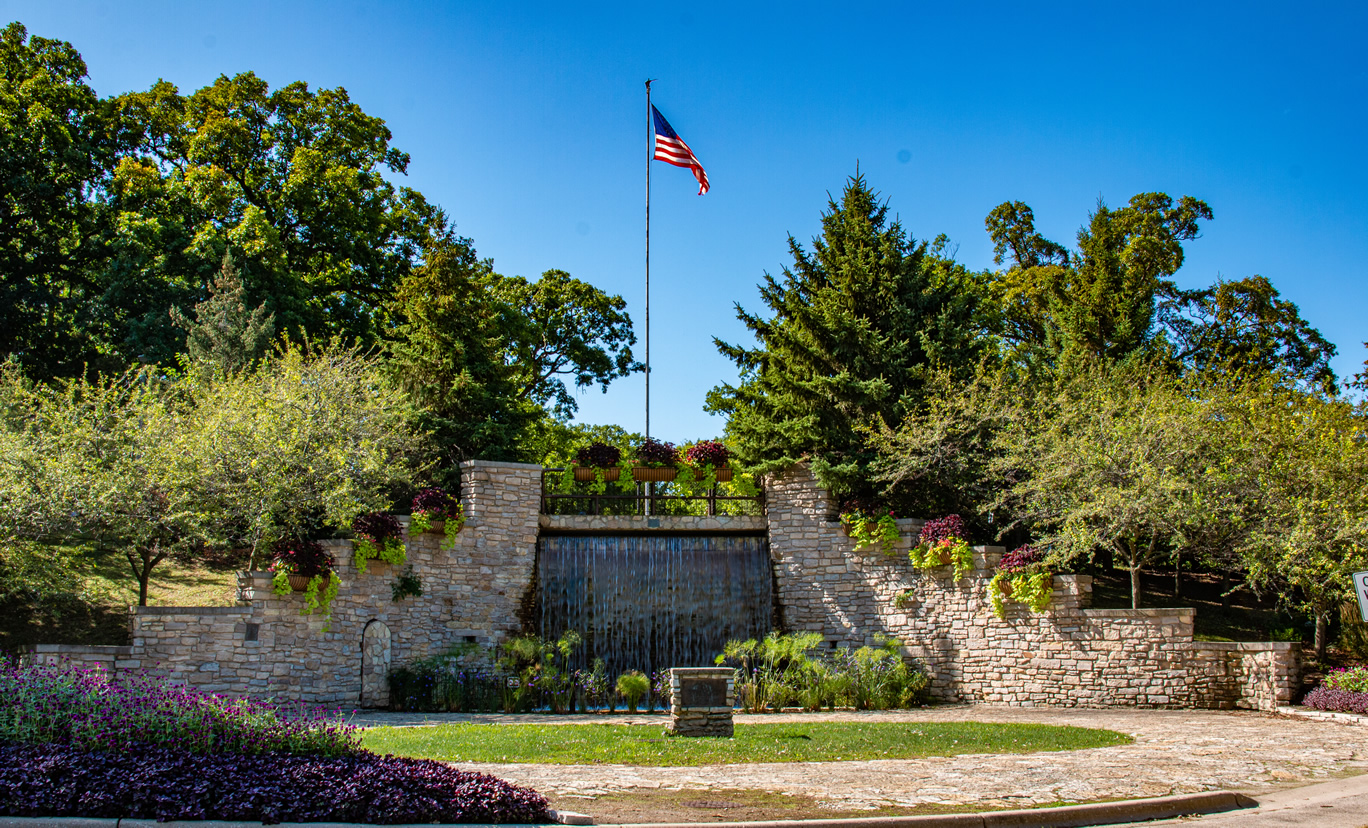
top-left (707, 173), bottom-right (982, 502)
top-left (169, 253), bottom-right (275, 375)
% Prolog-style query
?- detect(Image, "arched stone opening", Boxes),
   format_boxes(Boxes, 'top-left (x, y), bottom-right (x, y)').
top-left (360, 619), bottom-right (391, 708)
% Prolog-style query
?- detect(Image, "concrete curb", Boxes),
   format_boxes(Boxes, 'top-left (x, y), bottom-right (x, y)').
top-left (1276, 705), bottom-right (1368, 727)
top-left (0, 791), bottom-right (1257, 828)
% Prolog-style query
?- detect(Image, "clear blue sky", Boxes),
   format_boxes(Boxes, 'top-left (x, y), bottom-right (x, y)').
top-left (8, 0), bottom-right (1366, 441)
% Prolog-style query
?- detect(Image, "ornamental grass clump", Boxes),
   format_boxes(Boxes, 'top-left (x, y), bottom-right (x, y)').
top-left (910, 514), bottom-right (974, 581)
top-left (989, 544), bottom-right (1053, 618)
top-left (410, 486), bottom-right (464, 550)
top-left (270, 538), bottom-right (341, 620)
top-left (0, 742), bottom-right (552, 824)
top-left (352, 511), bottom-right (406, 574)
top-left (0, 659), bottom-right (359, 756)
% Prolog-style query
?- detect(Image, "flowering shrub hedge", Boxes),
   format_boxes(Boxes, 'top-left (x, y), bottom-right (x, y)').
top-left (0, 660), bottom-right (358, 756)
top-left (0, 742), bottom-right (552, 824)
top-left (1322, 664), bottom-right (1368, 693)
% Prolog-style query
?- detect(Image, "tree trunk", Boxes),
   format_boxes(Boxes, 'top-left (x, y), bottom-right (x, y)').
top-left (1219, 568), bottom-right (1231, 609)
top-left (1315, 613), bottom-right (1329, 659)
top-left (1130, 564), bottom-right (1141, 610)
top-left (127, 544), bottom-right (167, 607)
top-left (1173, 551), bottom-right (1182, 598)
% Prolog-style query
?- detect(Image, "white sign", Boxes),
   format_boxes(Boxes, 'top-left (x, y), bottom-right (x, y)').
top-left (1356, 571), bottom-right (1368, 624)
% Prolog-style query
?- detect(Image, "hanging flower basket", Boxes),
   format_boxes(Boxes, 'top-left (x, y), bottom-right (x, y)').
top-left (633, 466), bottom-right (677, 483)
top-left (712, 467), bottom-right (734, 482)
top-left (574, 466), bottom-right (621, 482)
top-left (287, 573), bottom-right (314, 592)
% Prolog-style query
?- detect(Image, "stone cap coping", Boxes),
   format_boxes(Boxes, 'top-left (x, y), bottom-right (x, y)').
top-left (134, 606), bottom-right (252, 616)
top-left (669, 667), bottom-right (736, 676)
top-left (1191, 641), bottom-right (1300, 652)
top-left (461, 458), bottom-right (545, 471)
top-left (540, 515), bottom-right (767, 533)
top-left (1083, 607), bottom-right (1197, 619)
top-left (1, 789), bottom-right (1258, 828)
top-left (20, 644), bottom-right (134, 654)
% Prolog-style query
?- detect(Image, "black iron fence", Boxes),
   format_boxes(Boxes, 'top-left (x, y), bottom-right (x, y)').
top-left (540, 468), bottom-right (764, 517)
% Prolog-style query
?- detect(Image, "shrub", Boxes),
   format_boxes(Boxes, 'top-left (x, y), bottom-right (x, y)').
top-left (0, 742), bottom-right (551, 824)
top-left (1301, 686), bottom-right (1368, 715)
top-left (635, 438), bottom-right (678, 466)
top-left (683, 440), bottom-right (729, 468)
top-left (0, 660), bottom-right (358, 756)
top-left (575, 442), bottom-right (622, 468)
top-left (1322, 664), bottom-right (1368, 693)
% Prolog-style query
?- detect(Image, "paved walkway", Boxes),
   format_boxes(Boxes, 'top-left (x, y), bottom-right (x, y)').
top-left (352, 706), bottom-right (1368, 813)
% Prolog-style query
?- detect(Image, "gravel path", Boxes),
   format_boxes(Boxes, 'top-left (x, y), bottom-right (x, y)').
top-left (352, 706), bottom-right (1368, 812)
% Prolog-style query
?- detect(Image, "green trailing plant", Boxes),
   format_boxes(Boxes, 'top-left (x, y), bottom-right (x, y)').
top-left (909, 515), bottom-right (974, 582)
top-left (352, 512), bottom-right (406, 574)
top-left (840, 504), bottom-right (900, 554)
top-left (989, 545), bottom-right (1053, 619)
top-left (409, 487), bottom-right (464, 550)
top-left (269, 539), bottom-right (342, 624)
top-left (615, 670), bottom-right (649, 713)
top-left (390, 565), bottom-right (422, 602)
top-left (893, 589), bottom-right (916, 609)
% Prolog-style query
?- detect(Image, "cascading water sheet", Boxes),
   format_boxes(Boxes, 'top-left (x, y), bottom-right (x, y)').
top-left (538, 534), bottom-right (773, 678)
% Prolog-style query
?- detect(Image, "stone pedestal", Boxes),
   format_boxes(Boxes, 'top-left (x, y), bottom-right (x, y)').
top-left (666, 667), bottom-right (735, 737)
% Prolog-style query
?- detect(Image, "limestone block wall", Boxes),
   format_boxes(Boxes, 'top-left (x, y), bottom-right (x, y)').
top-left (764, 464), bottom-right (1300, 711)
top-left (24, 460), bottom-right (544, 706)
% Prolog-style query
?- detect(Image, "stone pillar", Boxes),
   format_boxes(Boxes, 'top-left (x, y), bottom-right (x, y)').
top-left (666, 667), bottom-right (735, 737)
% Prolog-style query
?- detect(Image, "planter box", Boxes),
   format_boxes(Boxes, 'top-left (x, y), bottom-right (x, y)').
top-left (632, 466), bottom-right (678, 483)
top-left (574, 466), bottom-right (621, 482)
top-left (287, 574), bottom-right (315, 592)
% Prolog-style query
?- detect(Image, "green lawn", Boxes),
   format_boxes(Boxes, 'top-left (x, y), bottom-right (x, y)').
top-left (360, 721), bottom-right (1131, 766)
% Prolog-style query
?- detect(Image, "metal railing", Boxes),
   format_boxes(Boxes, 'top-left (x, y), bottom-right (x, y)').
top-left (540, 468), bottom-right (764, 517)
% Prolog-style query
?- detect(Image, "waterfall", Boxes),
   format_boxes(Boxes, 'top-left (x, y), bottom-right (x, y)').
top-left (538, 534), bottom-right (773, 677)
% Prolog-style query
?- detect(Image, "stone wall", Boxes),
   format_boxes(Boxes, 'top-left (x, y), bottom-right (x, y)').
top-left (23, 459), bottom-right (1299, 711)
top-left (24, 460), bottom-right (543, 706)
top-left (764, 465), bottom-right (1299, 711)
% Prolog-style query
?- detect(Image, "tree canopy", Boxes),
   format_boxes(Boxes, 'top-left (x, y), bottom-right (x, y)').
top-left (707, 173), bottom-right (982, 500)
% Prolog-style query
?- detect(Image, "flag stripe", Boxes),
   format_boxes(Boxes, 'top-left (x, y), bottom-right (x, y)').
top-left (651, 105), bottom-right (709, 195)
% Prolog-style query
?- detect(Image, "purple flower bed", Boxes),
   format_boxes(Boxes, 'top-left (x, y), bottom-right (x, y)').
top-left (0, 661), bottom-right (358, 756)
top-left (917, 514), bottom-right (965, 547)
top-left (1301, 686), bottom-right (1368, 715)
top-left (0, 742), bottom-right (551, 824)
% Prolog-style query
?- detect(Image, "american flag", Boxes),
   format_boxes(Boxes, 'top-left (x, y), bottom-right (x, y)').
top-left (652, 105), bottom-right (709, 195)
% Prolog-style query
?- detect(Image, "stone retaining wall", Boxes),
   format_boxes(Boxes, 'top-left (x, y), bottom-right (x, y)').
top-left (23, 460), bottom-right (1299, 711)
top-left (765, 465), bottom-right (1299, 710)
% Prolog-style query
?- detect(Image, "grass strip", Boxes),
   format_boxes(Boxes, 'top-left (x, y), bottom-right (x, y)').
top-left (361, 720), bottom-right (1131, 766)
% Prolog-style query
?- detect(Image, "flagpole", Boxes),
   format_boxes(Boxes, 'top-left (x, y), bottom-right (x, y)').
top-left (644, 78), bottom-right (653, 441)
